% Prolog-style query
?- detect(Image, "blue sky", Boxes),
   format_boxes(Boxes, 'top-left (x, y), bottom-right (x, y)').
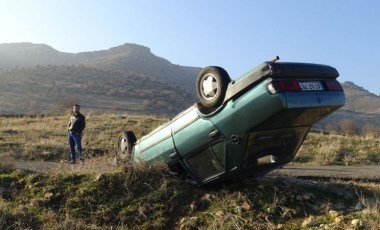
top-left (1, 0), bottom-right (379, 94)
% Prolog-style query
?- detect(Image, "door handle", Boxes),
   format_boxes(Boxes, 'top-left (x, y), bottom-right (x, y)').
top-left (209, 129), bottom-right (219, 138)
top-left (169, 152), bottom-right (178, 159)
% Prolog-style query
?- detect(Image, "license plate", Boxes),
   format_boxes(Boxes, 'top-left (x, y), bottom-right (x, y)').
top-left (298, 81), bottom-right (324, 91)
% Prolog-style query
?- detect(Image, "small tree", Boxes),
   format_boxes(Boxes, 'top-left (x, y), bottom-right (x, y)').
top-left (325, 123), bottom-right (339, 134)
top-left (339, 119), bottom-right (359, 136)
top-left (362, 123), bottom-right (380, 138)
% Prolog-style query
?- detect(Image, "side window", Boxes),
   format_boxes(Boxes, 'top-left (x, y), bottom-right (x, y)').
top-left (211, 141), bottom-right (225, 168)
top-left (187, 140), bottom-right (226, 181)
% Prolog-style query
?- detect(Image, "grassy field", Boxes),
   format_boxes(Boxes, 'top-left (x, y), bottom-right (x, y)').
top-left (0, 114), bottom-right (168, 162)
top-left (0, 114), bottom-right (379, 229)
top-left (295, 131), bottom-right (380, 166)
top-left (0, 114), bottom-right (379, 165)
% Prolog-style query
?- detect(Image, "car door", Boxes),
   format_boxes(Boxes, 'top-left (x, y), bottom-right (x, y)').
top-left (135, 124), bottom-right (177, 164)
top-left (171, 108), bottom-right (227, 181)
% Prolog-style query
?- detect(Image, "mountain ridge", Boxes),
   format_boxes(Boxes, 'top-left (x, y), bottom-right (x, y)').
top-left (0, 42), bottom-right (201, 115)
top-left (341, 81), bottom-right (380, 114)
top-left (0, 42), bottom-right (379, 128)
top-left (0, 42), bottom-right (200, 95)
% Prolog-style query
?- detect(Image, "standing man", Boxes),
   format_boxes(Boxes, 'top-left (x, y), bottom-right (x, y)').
top-left (68, 104), bottom-right (86, 164)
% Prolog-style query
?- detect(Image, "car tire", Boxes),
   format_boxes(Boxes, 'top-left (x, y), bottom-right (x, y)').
top-left (116, 130), bottom-right (137, 162)
top-left (196, 66), bottom-right (231, 108)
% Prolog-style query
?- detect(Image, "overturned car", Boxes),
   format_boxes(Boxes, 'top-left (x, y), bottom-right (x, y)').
top-left (116, 57), bottom-right (345, 185)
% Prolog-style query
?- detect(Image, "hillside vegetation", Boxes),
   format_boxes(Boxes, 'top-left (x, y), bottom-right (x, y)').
top-left (2, 42), bottom-right (380, 132)
top-left (315, 82), bottom-right (380, 130)
top-left (0, 114), bottom-right (379, 229)
top-left (0, 43), bottom-right (200, 115)
top-left (0, 43), bottom-right (200, 95)
top-left (342, 82), bottom-right (380, 114)
top-left (0, 65), bottom-right (194, 115)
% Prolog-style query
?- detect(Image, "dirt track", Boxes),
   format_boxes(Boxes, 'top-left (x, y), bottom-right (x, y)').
top-left (269, 165), bottom-right (380, 181)
top-left (14, 160), bottom-right (380, 182)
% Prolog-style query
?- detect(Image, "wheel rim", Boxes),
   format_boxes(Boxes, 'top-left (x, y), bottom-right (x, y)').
top-left (201, 74), bottom-right (219, 101)
top-left (119, 137), bottom-right (129, 156)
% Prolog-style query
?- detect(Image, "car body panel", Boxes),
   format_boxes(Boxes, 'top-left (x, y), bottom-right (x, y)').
top-left (134, 124), bottom-right (175, 164)
top-left (208, 80), bottom-right (287, 137)
top-left (128, 61), bottom-right (345, 185)
top-left (172, 116), bottom-right (220, 159)
top-left (284, 91), bottom-right (345, 109)
top-left (224, 62), bottom-right (339, 103)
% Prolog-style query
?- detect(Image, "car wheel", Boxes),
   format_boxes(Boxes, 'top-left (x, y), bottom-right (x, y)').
top-left (196, 66), bottom-right (231, 108)
top-left (117, 130), bottom-right (136, 161)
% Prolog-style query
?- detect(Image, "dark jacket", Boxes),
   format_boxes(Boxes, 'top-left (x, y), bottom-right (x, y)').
top-left (68, 113), bottom-right (86, 134)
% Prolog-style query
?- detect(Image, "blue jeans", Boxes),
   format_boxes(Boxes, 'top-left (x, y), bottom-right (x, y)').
top-left (68, 132), bottom-right (83, 161)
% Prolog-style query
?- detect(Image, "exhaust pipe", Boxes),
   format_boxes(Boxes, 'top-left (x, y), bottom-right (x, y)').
top-left (271, 56), bottom-right (280, 63)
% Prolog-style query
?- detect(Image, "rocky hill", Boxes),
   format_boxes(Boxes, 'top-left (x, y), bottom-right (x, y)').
top-left (0, 43), bottom-right (200, 115)
top-left (341, 81), bottom-right (380, 114)
top-left (0, 65), bottom-right (194, 115)
top-left (0, 42), bottom-right (379, 128)
top-left (0, 43), bottom-right (200, 95)
top-left (0, 43), bottom-right (200, 94)
top-left (315, 82), bottom-right (380, 130)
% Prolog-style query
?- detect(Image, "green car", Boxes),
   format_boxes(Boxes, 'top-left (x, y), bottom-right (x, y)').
top-left (117, 57), bottom-right (345, 185)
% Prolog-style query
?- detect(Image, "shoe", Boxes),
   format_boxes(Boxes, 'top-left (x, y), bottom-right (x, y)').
top-left (80, 158), bottom-right (85, 164)
top-left (69, 160), bottom-right (76, 164)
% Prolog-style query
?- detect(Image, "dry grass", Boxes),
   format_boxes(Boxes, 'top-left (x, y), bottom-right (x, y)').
top-left (1, 114), bottom-right (379, 169)
top-left (355, 184), bottom-right (380, 229)
top-left (0, 114), bottom-right (169, 163)
top-left (1, 114), bottom-right (380, 229)
top-left (0, 161), bottom-right (379, 229)
top-left (0, 154), bottom-right (15, 172)
top-left (0, 160), bottom-right (380, 229)
top-left (294, 132), bottom-right (380, 166)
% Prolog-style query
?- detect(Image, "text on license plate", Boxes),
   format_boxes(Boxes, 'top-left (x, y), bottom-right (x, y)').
top-left (299, 81), bottom-right (324, 91)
